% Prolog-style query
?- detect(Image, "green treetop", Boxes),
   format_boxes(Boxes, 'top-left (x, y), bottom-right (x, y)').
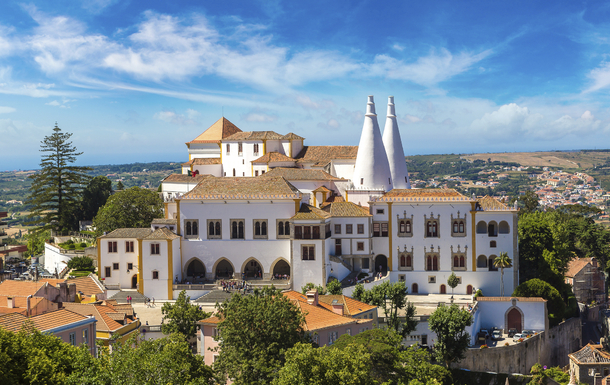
top-left (428, 303), bottom-right (473, 367)
top-left (161, 290), bottom-right (209, 340)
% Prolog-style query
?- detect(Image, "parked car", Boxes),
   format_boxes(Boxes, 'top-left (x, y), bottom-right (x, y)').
top-left (491, 330), bottom-right (502, 340)
top-left (513, 333), bottom-right (525, 342)
top-left (480, 329), bottom-right (490, 339)
top-left (508, 328), bottom-right (517, 338)
top-left (522, 329), bottom-right (535, 337)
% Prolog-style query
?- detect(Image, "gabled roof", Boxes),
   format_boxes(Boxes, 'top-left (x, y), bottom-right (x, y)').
top-left (0, 281), bottom-right (48, 297)
top-left (377, 189), bottom-right (470, 202)
top-left (321, 202), bottom-right (371, 217)
top-left (181, 158), bottom-right (221, 166)
top-left (570, 343), bottom-right (610, 364)
top-left (261, 167), bottom-right (344, 181)
top-left (187, 117), bottom-right (242, 144)
top-left (62, 301), bottom-right (136, 333)
top-left (282, 133), bottom-right (305, 140)
top-left (162, 174), bottom-right (209, 183)
top-left (566, 257), bottom-right (593, 278)
top-left (294, 146), bottom-right (358, 167)
top-left (68, 275), bottom-right (105, 296)
top-left (316, 295), bottom-right (377, 316)
top-left (151, 218), bottom-right (177, 225)
top-left (144, 227), bottom-right (180, 240)
top-left (291, 204), bottom-right (331, 220)
top-left (99, 228), bottom-right (152, 239)
top-left (252, 152), bottom-right (296, 164)
top-left (478, 196), bottom-right (513, 211)
top-left (183, 177), bottom-right (301, 200)
top-left (312, 186), bottom-right (332, 193)
top-left (0, 309), bottom-right (91, 333)
top-left (224, 131), bottom-right (285, 141)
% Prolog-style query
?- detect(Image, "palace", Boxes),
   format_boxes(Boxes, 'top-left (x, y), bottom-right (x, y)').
top-left (97, 96), bottom-right (518, 300)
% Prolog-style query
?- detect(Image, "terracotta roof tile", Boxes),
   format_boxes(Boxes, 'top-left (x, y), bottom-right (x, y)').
top-left (224, 131), bottom-right (285, 141)
top-left (282, 291), bottom-right (366, 331)
top-left (143, 227), bottom-right (180, 240)
top-left (321, 202), bottom-right (371, 217)
top-left (183, 177), bottom-right (301, 200)
top-left (68, 276), bottom-right (105, 296)
top-left (162, 174), bottom-right (209, 183)
top-left (477, 297), bottom-right (547, 302)
top-left (316, 295), bottom-right (377, 316)
top-left (99, 228), bottom-right (152, 239)
top-left (187, 117), bottom-right (242, 144)
top-left (294, 146), bottom-right (358, 167)
top-left (62, 302), bottom-right (135, 333)
top-left (0, 309), bottom-right (90, 333)
top-left (0, 313), bottom-right (28, 331)
top-left (252, 152), bottom-right (296, 164)
top-left (151, 218), bottom-right (177, 225)
top-left (570, 344), bottom-right (610, 364)
top-left (181, 158), bottom-right (221, 166)
top-left (478, 196), bottom-right (513, 211)
top-left (313, 186), bottom-right (332, 193)
top-left (378, 189), bottom-right (470, 202)
top-left (291, 204), bottom-right (331, 220)
top-left (261, 167), bottom-right (344, 181)
top-left (282, 133), bottom-right (305, 140)
top-left (566, 257), bottom-right (593, 278)
top-left (199, 315), bottom-right (221, 325)
top-left (0, 281), bottom-right (48, 297)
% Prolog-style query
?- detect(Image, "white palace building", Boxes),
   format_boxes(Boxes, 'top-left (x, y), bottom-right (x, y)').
top-left (97, 96), bottom-right (519, 300)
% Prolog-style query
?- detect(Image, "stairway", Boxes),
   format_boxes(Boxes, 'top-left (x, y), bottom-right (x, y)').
top-left (195, 290), bottom-right (235, 304)
top-left (340, 271), bottom-right (360, 288)
top-left (109, 290), bottom-right (148, 304)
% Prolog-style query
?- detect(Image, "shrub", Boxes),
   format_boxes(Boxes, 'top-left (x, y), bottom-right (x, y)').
top-left (66, 239), bottom-right (74, 245)
top-left (474, 289), bottom-right (483, 299)
top-left (67, 256), bottom-right (94, 271)
top-left (504, 342), bottom-right (509, 346)
top-left (80, 243), bottom-right (87, 248)
top-left (480, 345), bottom-right (488, 349)
top-left (68, 244), bottom-right (76, 250)
top-left (512, 278), bottom-right (565, 319)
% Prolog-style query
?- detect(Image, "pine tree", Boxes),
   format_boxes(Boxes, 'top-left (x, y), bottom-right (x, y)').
top-left (26, 123), bottom-right (91, 233)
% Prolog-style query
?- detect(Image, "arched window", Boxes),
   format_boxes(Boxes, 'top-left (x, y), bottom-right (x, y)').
top-left (477, 255), bottom-right (487, 268)
top-left (499, 221), bottom-right (510, 234)
top-left (406, 255), bottom-right (412, 267)
top-left (209, 222), bottom-right (215, 236)
top-left (261, 222), bottom-right (267, 236)
top-left (432, 222), bottom-right (437, 237)
top-left (238, 221), bottom-right (244, 239)
top-left (285, 222), bottom-right (290, 236)
top-left (427, 222), bottom-right (433, 237)
top-left (186, 221), bottom-right (192, 236)
top-left (433, 256), bottom-right (438, 271)
top-left (427, 256), bottom-right (432, 271)
top-left (400, 221), bottom-right (406, 233)
top-left (278, 222), bottom-right (284, 236)
top-left (192, 221), bottom-right (198, 235)
top-left (255, 222), bottom-right (261, 236)
top-left (489, 256), bottom-right (498, 271)
top-left (454, 256), bottom-right (459, 267)
top-left (488, 222), bottom-right (498, 237)
top-left (460, 256), bottom-right (465, 267)
top-left (215, 221), bottom-right (220, 236)
top-left (400, 255), bottom-right (406, 267)
top-left (406, 221), bottom-right (411, 233)
top-left (440, 284), bottom-right (446, 294)
top-left (412, 283), bottom-right (418, 293)
top-left (459, 221), bottom-right (464, 233)
top-left (453, 221), bottom-right (459, 233)
top-left (476, 221), bottom-right (487, 234)
top-left (232, 221), bottom-right (238, 239)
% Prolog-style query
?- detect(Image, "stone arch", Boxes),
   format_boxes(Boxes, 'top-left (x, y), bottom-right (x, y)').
top-left (131, 274), bottom-right (138, 289)
top-left (375, 255), bottom-right (388, 274)
top-left (505, 302), bottom-right (524, 332)
top-left (499, 221), bottom-right (510, 234)
top-left (213, 258), bottom-right (235, 279)
top-left (412, 283), bottom-right (418, 294)
top-left (488, 221), bottom-right (498, 237)
top-left (270, 257), bottom-right (290, 278)
top-left (185, 258), bottom-right (206, 283)
top-left (440, 284), bottom-right (446, 294)
top-left (477, 255), bottom-right (488, 268)
top-left (476, 221), bottom-right (487, 234)
top-left (467, 284), bottom-right (473, 295)
top-left (241, 257), bottom-right (264, 278)
top-left (489, 255), bottom-right (498, 271)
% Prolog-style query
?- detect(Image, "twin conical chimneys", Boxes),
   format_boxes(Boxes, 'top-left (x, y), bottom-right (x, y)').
top-left (352, 95), bottom-right (410, 191)
top-left (383, 96), bottom-right (411, 189)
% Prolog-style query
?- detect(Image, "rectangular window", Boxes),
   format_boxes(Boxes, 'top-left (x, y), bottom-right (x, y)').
top-left (254, 143), bottom-right (259, 156)
top-left (373, 223), bottom-right (380, 237)
top-left (238, 142), bottom-right (243, 155)
top-left (357, 242), bottom-right (364, 251)
top-left (335, 239), bottom-right (342, 256)
top-left (253, 219), bottom-right (268, 239)
top-left (381, 223), bottom-right (388, 237)
top-left (346, 224), bottom-right (352, 234)
top-left (125, 241), bottom-right (134, 253)
top-left (376, 209), bottom-right (384, 215)
top-left (325, 223), bottom-right (331, 238)
top-left (335, 224), bottom-right (341, 234)
top-left (295, 226), bottom-right (302, 239)
top-left (357, 224), bottom-right (364, 234)
top-left (362, 258), bottom-right (369, 269)
top-left (207, 219), bottom-right (222, 239)
top-left (346, 328), bottom-right (351, 336)
top-left (83, 329), bottom-right (88, 344)
top-left (226, 144), bottom-right (230, 155)
top-left (69, 333), bottom-right (76, 346)
top-left (127, 263), bottom-right (133, 270)
top-left (302, 245), bottom-right (315, 260)
top-left (255, 170), bottom-right (259, 176)
top-left (312, 226), bottom-right (320, 239)
top-left (105, 267), bottom-right (111, 278)
top-left (230, 220), bottom-right (245, 239)
top-left (328, 331), bottom-right (338, 345)
top-left (304, 226), bottom-right (311, 239)
top-left (108, 241), bottom-right (117, 253)
top-left (112, 263), bottom-right (119, 270)
top-left (185, 219), bottom-right (199, 239)
top-left (152, 271), bottom-right (159, 279)
top-left (150, 243), bottom-right (160, 255)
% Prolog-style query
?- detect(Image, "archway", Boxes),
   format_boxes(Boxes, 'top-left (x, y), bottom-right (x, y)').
top-left (375, 255), bottom-right (388, 275)
top-left (488, 221), bottom-right (498, 237)
top-left (241, 258), bottom-right (263, 279)
top-left (131, 274), bottom-right (138, 289)
top-left (214, 259), bottom-right (234, 279)
top-left (476, 221), bottom-right (487, 234)
top-left (186, 259), bottom-right (206, 283)
top-left (412, 283), bottom-right (419, 294)
top-left (499, 221), bottom-right (510, 234)
top-left (506, 307), bottom-right (523, 332)
top-left (440, 284), bottom-right (446, 294)
top-left (467, 285), bottom-right (473, 295)
top-left (271, 259), bottom-right (290, 279)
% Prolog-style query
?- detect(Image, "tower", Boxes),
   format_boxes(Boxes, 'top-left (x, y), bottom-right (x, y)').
top-left (351, 96), bottom-right (392, 191)
top-left (382, 96), bottom-right (411, 189)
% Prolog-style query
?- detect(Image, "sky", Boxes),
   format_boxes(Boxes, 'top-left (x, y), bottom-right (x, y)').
top-left (2, 1), bottom-right (610, 170)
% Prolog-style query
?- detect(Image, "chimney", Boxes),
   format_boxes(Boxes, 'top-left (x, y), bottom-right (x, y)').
top-left (331, 299), bottom-right (344, 316)
top-left (306, 290), bottom-right (318, 306)
top-left (592, 257), bottom-right (598, 269)
top-left (7, 297), bottom-right (15, 308)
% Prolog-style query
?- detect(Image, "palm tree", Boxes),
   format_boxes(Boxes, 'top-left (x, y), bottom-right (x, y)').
top-left (493, 252), bottom-right (513, 297)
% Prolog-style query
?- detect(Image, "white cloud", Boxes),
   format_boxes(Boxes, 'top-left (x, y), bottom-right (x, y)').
top-left (584, 62), bottom-right (610, 93)
top-left (471, 103), bottom-right (543, 138)
top-left (0, 106), bottom-right (15, 114)
top-left (81, 0), bottom-right (119, 14)
top-left (45, 98), bottom-right (75, 108)
top-left (293, 94), bottom-right (336, 110)
top-left (153, 110), bottom-right (198, 125)
top-left (317, 118), bottom-right (341, 130)
top-left (45, 100), bottom-right (60, 106)
top-left (244, 112), bottom-right (276, 122)
top-left (391, 43), bottom-right (405, 52)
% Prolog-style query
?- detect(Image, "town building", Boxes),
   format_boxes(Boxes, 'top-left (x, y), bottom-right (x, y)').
top-left (98, 96), bottom-right (519, 300)
top-left (569, 340), bottom-right (610, 385)
top-left (565, 257), bottom-right (606, 304)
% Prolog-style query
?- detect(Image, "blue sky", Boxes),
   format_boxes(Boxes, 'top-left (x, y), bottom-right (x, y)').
top-left (2, 0), bottom-right (610, 170)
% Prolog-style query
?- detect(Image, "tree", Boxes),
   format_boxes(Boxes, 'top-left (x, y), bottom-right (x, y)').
top-left (447, 272), bottom-right (459, 296)
top-left (93, 187), bottom-right (163, 235)
top-left (26, 229), bottom-right (50, 257)
top-left (351, 281), bottom-right (417, 339)
top-left (493, 252), bottom-right (513, 297)
top-left (428, 303), bottom-right (473, 367)
top-left (301, 282), bottom-right (327, 295)
top-left (80, 176), bottom-right (113, 221)
top-left (161, 290), bottom-right (209, 340)
top-left (214, 287), bottom-right (308, 385)
top-left (67, 256), bottom-right (94, 271)
top-left (116, 180), bottom-right (125, 191)
top-left (26, 124), bottom-right (91, 232)
top-left (512, 278), bottom-right (565, 322)
top-left (326, 279), bottom-right (342, 295)
top-left (520, 190), bottom-right (540, 214)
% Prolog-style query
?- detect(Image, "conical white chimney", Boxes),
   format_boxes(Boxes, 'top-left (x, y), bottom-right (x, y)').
top-left (383, 96), bottom-right (411, 189)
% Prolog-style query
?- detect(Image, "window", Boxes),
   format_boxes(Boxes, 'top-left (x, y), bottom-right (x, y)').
top-left (490, 240), bottom-right (496, 248)
top-left (302, 245), bottom-right (315, 260)
top-left (346, 328), bottom-right (351, 336)
top-left (231, 220), bottom-right (245, 239)
top-left (185, 220), bottom-right (199, 239)
top-left (362, 258), bottom-right (369, 269)
top-left (238, 142), bottom-right (243, 155)
top-left (357, 242), bottom-right (365, 251)
top-left (150, 243), bottom-right (160, 255)
top-left (376, 209), bottom-right (384, 215)
top-left (499, 221), bottom-right (510, 234)
top-left (207, 220), bottom-right (222, 239)
top-left (328, 331), bottom-right (338, 345)
top-left (398, 219), bottom-right (412, 237)
top-left (399, 274), bottom-right (406, 282)
top-left (105, 267), bottom-right (111, 277)
top-left (254, 143), bottom-right (259, 156)
top-left (127, 263), bottom-right (133, 270)
top-left (489, 256), bottom-right (498, 271)
top-left (113, 263), bottom-right (119, 270)
top-left (295, 226), bottom-right (302, 239)
top-left (399, 253), bottom-right (413, 270)
top-left (357, 224), bottom-right (364, 234)
top-left (428, 276), bottom-right (436, 284)
top-left (312, 226), bottom-right (320, 239)
top-left (69, 332), bottom-right (76, 346)
top-left (226, 144), bottom-right (230, 155)
top-left (476, 221), bottom-right (487, 234)
top-left (452, 255), bottom-right (466, 270)
top-left (83, 329), bottom-right (88, 344)
top-left (304, 226), bottom-right (311, 239)
top-left (373, 222), bottom-right (388, 237)
top-left (108, 241), bottom-right (117, 253)
top-left (477, 255), bottom-right (488, 268)
top-left (255, 170), bottom-right (259, 176)
top-left (253, 220), bottom-right (268, 239)
top-left (426, 254), bottom-right (439, 271)
top-left (152, 271), bottom-right (159, 279)
top-left (488, 222), bottom-right (498, 237)
top-left (325, 223), bottom-right (331, 238)
top-left (360, 178), bottom-right (364, 185)
top-left (346, 224), bottom-right (353, 234)
top-left (335, 224), bottom-right (341, 234)
top-left (125, 241), bottom-right (134, 253)
top-left (452, 220), bottom-right (466, 237)
top-left (277, 220), bottom-right (290, 238)
top-left (335, 239), bottom-right (342, 256)
top-left (426, 220), bottom-right (439, 237)
top-left (232, 168), bottom-right (236, 177)
top-left (312, 333), bottom-right (319, 344)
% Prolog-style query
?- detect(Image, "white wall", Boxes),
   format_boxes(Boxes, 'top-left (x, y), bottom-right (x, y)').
top-left (188, 143), bottom-right (221, 159)
top-left (98, 238), bottom-right (139, 289)
top-left (192, 164), bottom-right (222, 177)
top-left (292, 238), bottom-right (325, 291)
top-left (476, 300), bottom-right (547, 332)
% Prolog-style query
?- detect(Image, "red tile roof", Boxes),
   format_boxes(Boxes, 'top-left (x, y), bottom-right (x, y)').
top-left (181, 158), bottom-right (222, 166)
top-left (566, 257), bottom-right (593, 278)
top-left (252, 152), bottom-right (296, 164)
top-left (294, 146), bottom-right (358, 167)
top-left (162, 174), bottom-right (210, 183)
top-left (68, 275), bottom-right (105, 296)
top-left (261, 167), bottom-right (344, 181)
top-left (183, 177), bottom-right (301, 200)
top-left (187, 117), bottom-right (242, 144)
top-left (0, 309), bottom-right (90, 333)
top-left (377, 189), bottom-right (470, 202)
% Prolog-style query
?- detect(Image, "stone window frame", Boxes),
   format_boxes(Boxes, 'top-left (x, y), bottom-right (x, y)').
top-left (112, 263), bottom-right (119, 270)
top-left (376, 209), bottom-right (385, 215)
top-left (104, 266), bottom-right (111, 278)
top-left (108, 241), bottom-right (117, 253)
top-left (302, 244), bottom-right (315, 261)
top-left (373, 222), bottom-right (389, 237)
top-left (335, 224), bottom-right (341, 234)
top-left (276, 219), bottom-right (291, 239)
top-left (398, 246), bottom-right (414, 271)
top-left (207, 219), bottom-right (222, 239)
top-left (185, 219), bottom-right (199, 239)
top-left (127, 262), bottom-right (133, 271)
top-left (356, 241), bottom-right (365, 251)
top-left (125, 241), bottom-right (134, 253)
top-left (428, 276), bottom-right (436, 284)
top-left (253, 219), bottom-right (268, 239)
top-left (397, 212), bottom-right (414, 238)
top-left (152, 270), bottom-right (159, 280)
top-left (451, 212), bottom-right (467, 238)
top-left (424, 248), bottom-right (440, 271)
top-left (477, 255), bottom-right (488, 268)
top-left (357, 224), bottom-right (365, 234)
top-left (150, 243), bottom-right (160, 255)
top-left (398, 274), bottom-right (406, 282)
top-left (346, 224), bottom-right (353, 234)
top-left (424, 213), bottom-right (440, 238)
top-left (451, 245), bottom-right (468, 271)
top-left (230, 219), bottom-right (245, 239)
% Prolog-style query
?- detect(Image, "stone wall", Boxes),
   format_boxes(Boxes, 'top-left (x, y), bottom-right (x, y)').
top-left (455, 317), bottom-right (582, 374)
